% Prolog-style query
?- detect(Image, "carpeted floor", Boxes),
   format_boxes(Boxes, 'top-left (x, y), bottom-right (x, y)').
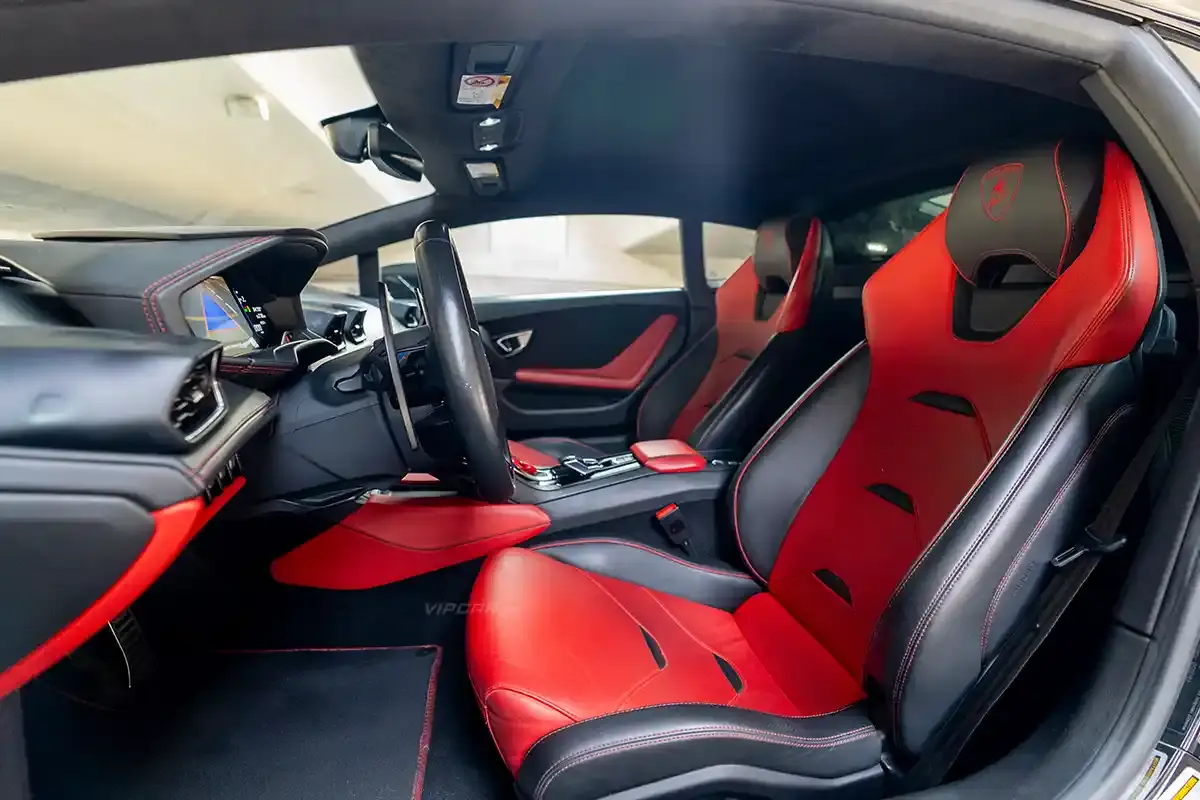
top-left (24, 549), bottom-right (514, 800)
top-left (25, 647), bottom-right (445, 800)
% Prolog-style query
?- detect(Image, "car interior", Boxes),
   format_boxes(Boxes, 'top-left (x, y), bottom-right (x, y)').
top-left (6, 2), bottom-right (1200, 799)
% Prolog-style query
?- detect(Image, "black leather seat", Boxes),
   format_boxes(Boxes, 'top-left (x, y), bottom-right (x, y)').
top-left (469, 141), bottom-right (1164, 799)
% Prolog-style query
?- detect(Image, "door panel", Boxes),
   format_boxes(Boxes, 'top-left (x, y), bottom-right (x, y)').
top-left (475, 290), bottom-right (689, 437)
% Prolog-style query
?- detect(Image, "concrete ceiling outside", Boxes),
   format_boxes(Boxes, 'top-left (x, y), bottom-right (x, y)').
top-left (0, 47), bottom-right (430, 236)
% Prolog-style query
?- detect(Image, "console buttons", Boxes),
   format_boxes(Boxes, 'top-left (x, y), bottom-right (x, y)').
top-left (513, 459), bottom-right (539, 475)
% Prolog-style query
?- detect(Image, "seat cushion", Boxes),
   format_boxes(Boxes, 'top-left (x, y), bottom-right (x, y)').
top-left (466, 547), bottom-right (865, 774)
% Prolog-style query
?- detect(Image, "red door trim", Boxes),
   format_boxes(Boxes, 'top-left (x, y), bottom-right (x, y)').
top-left (514, 314), bottom-right (677, 391)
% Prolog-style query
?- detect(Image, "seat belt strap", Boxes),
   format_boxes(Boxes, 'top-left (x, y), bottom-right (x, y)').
top-left (897, 360), bottom-right (1199, 791)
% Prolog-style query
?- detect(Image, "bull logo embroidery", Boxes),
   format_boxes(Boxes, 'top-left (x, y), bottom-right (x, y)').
top-left (980, 163), bottom-right (1023, 222)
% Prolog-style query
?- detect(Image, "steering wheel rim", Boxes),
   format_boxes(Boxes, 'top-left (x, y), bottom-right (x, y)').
top-left (412, 220), bottom-right (513, 503)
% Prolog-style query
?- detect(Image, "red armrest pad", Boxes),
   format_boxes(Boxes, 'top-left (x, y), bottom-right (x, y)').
top-left (631, 440), bottom-right (706, 473)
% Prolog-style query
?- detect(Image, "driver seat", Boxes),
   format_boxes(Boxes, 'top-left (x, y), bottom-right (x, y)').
top-left (467, 141), bottom-right (1164, 799)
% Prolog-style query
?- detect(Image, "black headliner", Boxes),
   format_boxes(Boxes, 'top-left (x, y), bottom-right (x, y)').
top-left (357, 39), bottom-right (1110, 231)
top-left (0, 0), bottom-right (1135, 257)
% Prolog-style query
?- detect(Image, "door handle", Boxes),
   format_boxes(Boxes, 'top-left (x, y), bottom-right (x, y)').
top-left (494, 329), bottom-right (533, 357)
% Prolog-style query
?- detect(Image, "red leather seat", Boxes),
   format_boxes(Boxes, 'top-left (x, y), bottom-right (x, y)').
top-left (513, 214), bottom-right (860, 464)
top-left (469, 141), bottom-right (1165, 799)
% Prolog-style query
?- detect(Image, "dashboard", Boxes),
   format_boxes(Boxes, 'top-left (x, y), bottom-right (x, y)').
top-left (182, 276), bottom-right (276, 354)
top-left (0, 226), bottom-right (418, 702)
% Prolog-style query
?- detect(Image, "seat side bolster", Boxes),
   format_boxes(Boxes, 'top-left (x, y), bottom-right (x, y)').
top-left (533, 539), bottom-right (761, 610)
top-left (731, 343), bottom-right (870, 582)
top-left (517, 703), bottom-right (883, 800)
top-left (865, 359), bottom-right (1142, 760)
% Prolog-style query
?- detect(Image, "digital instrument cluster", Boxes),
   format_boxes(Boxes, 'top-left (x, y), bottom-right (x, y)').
top-left (181, 276), bottom-right (277, 354)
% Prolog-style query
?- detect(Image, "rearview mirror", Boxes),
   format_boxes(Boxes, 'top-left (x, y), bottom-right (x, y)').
top-left (321, 106), bottom-right (424, 183)
top-left (367, 124), bottom-right (424, 183)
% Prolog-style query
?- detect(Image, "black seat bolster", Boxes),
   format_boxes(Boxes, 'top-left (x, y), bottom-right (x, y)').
top-left (692, 328), bottom-right (847, 454)
top-left (517, 703), bottom-right (884, 800)
top-left (532, 539), bottom-right (761, 610)
top-left (864, 358), bottom-right (1143, 761)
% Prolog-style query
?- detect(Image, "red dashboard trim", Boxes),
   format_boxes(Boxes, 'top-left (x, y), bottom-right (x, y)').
top-left (270, 496), bottom-right (552, 590)
top-left (514, 314), bottom-right (677, 391)
top-left (0, 477), bottom-right (245, 698)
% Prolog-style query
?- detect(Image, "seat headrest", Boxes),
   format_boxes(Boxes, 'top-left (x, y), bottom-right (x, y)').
top-left (945, 140), bottom-right (1106, 284)
top-left (753, 217), bottom-right (812, 293)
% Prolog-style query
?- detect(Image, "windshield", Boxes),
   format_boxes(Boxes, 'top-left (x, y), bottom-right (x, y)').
top-left (0, 47), bottom-right (431, 238)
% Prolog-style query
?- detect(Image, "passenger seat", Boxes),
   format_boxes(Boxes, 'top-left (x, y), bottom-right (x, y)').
top-left (514, 216), bottom-right (862, 462)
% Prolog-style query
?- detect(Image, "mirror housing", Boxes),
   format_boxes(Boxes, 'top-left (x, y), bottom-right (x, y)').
top-left (321, 106), bottom-right (424, 183)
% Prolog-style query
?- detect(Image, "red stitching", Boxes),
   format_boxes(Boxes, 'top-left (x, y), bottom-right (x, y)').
top-left (141, 238), bottom-right (269, 332)
top-left (209, 645), bottom-right (442, 800)
top-left (979, 403), bottom-right (1134, 653)
top-left (889, 368), bottom-right (1098, 730)
top-left (411, 646), bottom-right (443, 800)
top-left (731, 341), bottom-right (866, 583)
top-left (521, 700), bottom-right (860, 758)
top-left (531, 538), bottom-right (753, 579)
top-left (1053, 140), bottom-right (1072, 275)
top-left (534, 725), bottom-right (876, 799)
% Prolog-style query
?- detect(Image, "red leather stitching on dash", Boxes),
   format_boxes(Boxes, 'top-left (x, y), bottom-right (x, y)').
top-left (141, 238), bottom-right (268, 332)
top-left (979, 403), bottom-right (1134, 653)
top-left (732, 342), bottom-right (866, 583)
top-left (531, 538), bottom-right (752, 579)
top-left (515, 314), bottom-right (677, 391)
top-left (631, 439), bottom-right (705, 473)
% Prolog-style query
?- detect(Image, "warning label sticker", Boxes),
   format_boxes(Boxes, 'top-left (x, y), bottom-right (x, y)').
top-left (457, 74), bottom-right (510, 107)
top-left (1156, 767), bottom-right (1200, 800)
top-left (1131, 750), bottom-right (1174, 800)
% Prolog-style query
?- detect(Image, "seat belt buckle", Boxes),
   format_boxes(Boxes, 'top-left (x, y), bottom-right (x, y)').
top-left (653, 504), bottom-right (691, 554)
top-left (1050, 524), bottom-right (1128, 569)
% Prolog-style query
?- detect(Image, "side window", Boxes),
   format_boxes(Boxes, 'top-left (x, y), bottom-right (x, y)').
top-left (369, 215), bottom-right (683, 298)
top-left (702, 222), bottom-right (757, 287)
top-left (825, 188), bottom-right (953, 286)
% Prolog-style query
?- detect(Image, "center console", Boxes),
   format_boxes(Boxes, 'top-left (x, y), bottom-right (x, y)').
top-left (512, 451), bottom-right (641, 490)
top-left (510, 440), bottom-right (738, 535)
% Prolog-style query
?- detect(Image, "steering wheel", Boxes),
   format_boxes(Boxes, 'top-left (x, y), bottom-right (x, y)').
top-left (387, 220), bottom-right (512, 503)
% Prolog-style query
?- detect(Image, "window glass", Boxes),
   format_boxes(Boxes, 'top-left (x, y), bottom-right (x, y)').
top-left (314, 215), bottom-right (683, 297)
top-left (702, 222), bottom-right (757, 287)
top-left (826, 188), bottom-right (952, 275)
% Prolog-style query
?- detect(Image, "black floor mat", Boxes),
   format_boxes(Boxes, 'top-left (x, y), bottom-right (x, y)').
top-left (25, 647), bottom-right (442, 800)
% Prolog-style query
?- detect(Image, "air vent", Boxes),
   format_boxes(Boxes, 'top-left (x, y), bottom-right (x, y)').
top-left (203, 454), bottom-right (243, 504)
top-left (345, 309), bottom-right (368, 344)
top-left (171, 353), bottom-right (225, 443)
